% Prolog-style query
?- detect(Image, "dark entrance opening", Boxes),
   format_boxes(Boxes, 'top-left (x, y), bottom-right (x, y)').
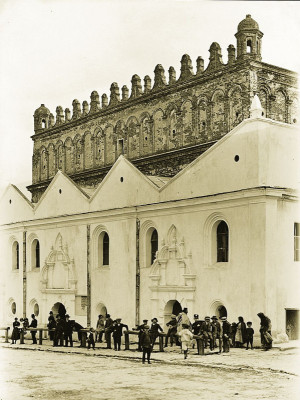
top-left (52, 302), bottom-right (66, 318)
top-left (172, 301), bottom-right (182, 316)
top-left (286, 309), bottom-right (299, 340)
top-left (217, 305), bottom-right (227, 318)
top-left (164, 300), bottom-right (182, 328)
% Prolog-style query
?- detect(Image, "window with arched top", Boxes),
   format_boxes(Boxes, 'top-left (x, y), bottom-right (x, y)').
top-left (98, 232), bottom-right (110, 267)
top-left (217, 221), bottom-right (229, 262)
top-left (12, 241), bottom-right (19, 270)
top-left (42, 119), bottom-right (46, 129)
top-left (150, 229), bottom-right (158, 265)
top-left (247, 39), bottom-right (252, 53)
top-left (32, 239), bottom-right (40, 269)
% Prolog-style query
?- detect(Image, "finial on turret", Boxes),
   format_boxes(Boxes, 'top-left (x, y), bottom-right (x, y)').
top-left (122, 85), bottom-right (129, 101)
top-left (227, 45), bottom-right (236, 65)
top-left (153, 64), bottom-right (167, 90)
top-left (49, 113), bottom-right (55, 128)
top-left (109, 83), bottom-right (120, 106)
top-left (130, 75), bottom-right (142, 99)
top-left (178, 54), bottom-right (194, 82)
top-left (102, 94), bottom-right (108, 108)
top-left (72, 100), bottom-right (82, 120)
top-left (55, 106), bottom-right (65, 125)
top-left (250, 94), bottom-right (264, 118)
top-left (206, 42), bottom-right (224, 72)
top-left (168, 67), bottom-right (176, 85)
top-left (82, 101), bottom-right (89, 116)
top-left (144, 76), bottom-right (151, 93)
top-left (196, 57), bottom-right (204, 75)
top-left (65, 108), bottom-right (71, 122)
top-left (90, 91), bottom-right (100, 113)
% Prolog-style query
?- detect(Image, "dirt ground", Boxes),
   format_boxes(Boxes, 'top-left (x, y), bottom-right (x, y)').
top-left (0, 346), bottom-right (299, 400)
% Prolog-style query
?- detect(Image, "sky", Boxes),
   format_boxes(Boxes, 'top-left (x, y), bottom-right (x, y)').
top-left (0, 0), bottom-right (299, 198)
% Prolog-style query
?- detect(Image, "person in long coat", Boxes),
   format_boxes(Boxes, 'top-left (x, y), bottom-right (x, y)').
top-left (104, 314), bottom-right (114, 349)
top-left (235, 316), bottom-right (247, 347)
top-left (149, 318), bottom-right (163, 346)
top-left (28, 314), bottom-right (38, 344)
top-left (257, 312), bottom-right (272, 350)
top-left (47, 311), bottom-right (56, 341)
top-left (176, 308), bottom-right (191, 333)
top-left (64, 314), bottom-right (73, 347)
top-left (53, 314), bottom-right (65, 347)
top-left (135, 319), bottom-right (149, 351)
top-left (221, 316), bottom-right (232, 353)
top-left (140, 325), bottom-right (152, 364)
top-left (112, 318), bottom-right (128, 351)
top-left (11, 317), bottom-right (20, 344)
top-left (96, 315), bottom-right (105, 343)
top-left (165, 315), bottom-right (177, 347)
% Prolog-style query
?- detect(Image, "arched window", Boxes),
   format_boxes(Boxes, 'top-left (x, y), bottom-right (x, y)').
top-left (12, 241), bottom-right (19, 270)
top-left (32, 239), bottom-right (40, 269)
top-left (247, 39), bottom-right (252, 53)
top-left (217, 221), bottom-right (229, 262)
top-left (150, 229), bottom-right (158, 265)
top-left (99, 232), bottom-right (109, 266)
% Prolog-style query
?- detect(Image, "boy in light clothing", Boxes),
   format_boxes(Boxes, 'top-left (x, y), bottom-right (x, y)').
top-left (178, 323), bottom-right (194, 359)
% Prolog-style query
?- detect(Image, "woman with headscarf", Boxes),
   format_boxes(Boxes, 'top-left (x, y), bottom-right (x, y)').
top-left (257, 312), bottom-right (272, 350)
top-left (235, 316), bottom-right (246, 348)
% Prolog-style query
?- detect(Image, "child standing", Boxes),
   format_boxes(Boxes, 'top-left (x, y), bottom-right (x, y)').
top-left (245, 321), bottom-right (254, 350)
top-left (140, 325), bottom-right (152, 364)
top-left (87, 329), bottom-right (95, 350)
top-left (178, 323), bottom-right (194, 359)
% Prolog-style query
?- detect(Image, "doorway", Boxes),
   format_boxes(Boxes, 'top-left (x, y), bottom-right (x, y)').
top-left (286, 309), bottom-right (299, 340)
top-left (217, 305), bottom-right (227, 318)
top-left (164, 300), bottom-right (182, 327)
top-left (52, 302), bottom-right (66, 318)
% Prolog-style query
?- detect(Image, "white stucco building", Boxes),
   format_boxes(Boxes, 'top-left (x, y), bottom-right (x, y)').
top-left (0, 107), bottom-right (299, 339)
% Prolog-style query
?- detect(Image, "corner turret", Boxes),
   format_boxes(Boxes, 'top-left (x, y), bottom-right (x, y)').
top-left (34, 104), bottom-right (50, 133)
top-left (235, 14), bottom-right (263, 62)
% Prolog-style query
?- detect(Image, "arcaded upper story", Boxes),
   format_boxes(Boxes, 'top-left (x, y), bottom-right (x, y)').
top-left (29, 15), bottom-right (298, 202)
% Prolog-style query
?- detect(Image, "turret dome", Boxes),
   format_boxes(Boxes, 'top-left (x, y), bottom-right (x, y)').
top-left (238, 14), bottom-right (259, 31)
top-left (34, 104), bottom-right (50, 117)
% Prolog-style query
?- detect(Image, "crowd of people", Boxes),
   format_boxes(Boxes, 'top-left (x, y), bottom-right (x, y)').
top-left (9, 308), bottom-right (273, 363)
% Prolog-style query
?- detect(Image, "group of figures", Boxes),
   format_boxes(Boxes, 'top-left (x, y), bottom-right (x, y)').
top-left (9, 309), bottom-right (273, 363)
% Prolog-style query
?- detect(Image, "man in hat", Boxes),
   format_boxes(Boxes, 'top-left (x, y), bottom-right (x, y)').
top-left (201, 316), bottom-right (213, 351)
top-left (104, 314), bottom-right (114, 349)
top-left (64, 314), bottom-right (73, 347)
top-left (221, 316), bottom-right (231, 353)
top-left (53, 314), bottom-right (65, 347)
top-left (140, 325), bottom-right (152, 364)
top-left (149, 318), bottom-right (163, 346)
top-left (192, 314), bottom-right (203, 349)
top-left (211, 316), bottom-right (222, 352)
top-left (134, 319), bottom-right (149, 351)
top-left (112, 318), bottom-right (128, 351)
top-left (28, 314), bottom-right (38, 344)
top-left (47, 311), bottom-right (56, 341)
top-left (165, 314), bottom-right (177, 347)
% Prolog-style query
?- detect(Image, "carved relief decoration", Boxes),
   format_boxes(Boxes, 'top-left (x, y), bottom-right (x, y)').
top-left (149, 225), bottom-right (196, 291)
top-left (41, 233), bottom-right (77, 293)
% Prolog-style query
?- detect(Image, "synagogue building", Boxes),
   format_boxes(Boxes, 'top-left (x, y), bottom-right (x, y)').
top-left (0, 15), bottom-right (299, 339)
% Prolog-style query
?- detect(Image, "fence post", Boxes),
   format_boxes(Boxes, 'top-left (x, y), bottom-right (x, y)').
top-left (38, 329), bottom-right (43, 345)
top-left (124, 331), bottom-right (130, 350)
top-left (197, 337), bottom-right (205, 355)
top-left (20, 329), bottom-right (24, 344)
top-left (5, 328), bottom-right (9, 343)
top-left (159, 334), bottom-right (164, 352)
top-left (81, 331), bottom-right (87, 348)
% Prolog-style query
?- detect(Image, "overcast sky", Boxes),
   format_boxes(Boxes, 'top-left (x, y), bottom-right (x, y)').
top-left (0, 0), bottom-right (299, 198)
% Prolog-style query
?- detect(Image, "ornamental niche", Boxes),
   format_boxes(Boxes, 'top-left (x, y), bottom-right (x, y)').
top-left (41, 233), bottom-right (77, 292)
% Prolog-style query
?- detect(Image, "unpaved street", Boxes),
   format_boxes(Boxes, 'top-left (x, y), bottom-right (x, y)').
top-left (0, 347), bottom-right (299, 400)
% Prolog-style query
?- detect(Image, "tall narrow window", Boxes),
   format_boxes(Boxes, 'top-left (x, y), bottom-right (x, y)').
top-left (103, 232), bottom-right (109, 266)
top-left (217, 221), bottom-right (229, 262)
top-left (32, 239), bottom-right (40, 269)
top-left (247, 39), bottom-right (252, 53)
top-left (118, 139), bottom-right (124, 156)
top-left (12, 241), bottom-right (19, 270)
top-left (150, 229), bottom-right (158, 265)
top-left (294, 223), bottom-right (300, 261)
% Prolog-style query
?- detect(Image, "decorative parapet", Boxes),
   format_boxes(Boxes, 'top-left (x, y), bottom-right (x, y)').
top-left (72, 99), bottom-right (82, 120)
top-left (178, 54), bottom-right (194, 82)
top-left (153, 64), bottom-right (167, 90)
top-left (122, 85), bottom-right (129, 101)
top-left (65, 108), bottom-right (71, 122)
top-left (55, 106), bottom-right (64, 125)
top-left (196, 57), bottom-right (204, 76)
top-left (144, 75), bottom-right (151, 93)
top-left (130, 74), bottom-right (143, 99)
top-left (227, 44), bottom-right (236, 65)
top-left (102, 93), bottom-right (108, 108)
top-left (168, 66), bottom-right (176, 85)
top-left (82, 100), bottom-right (89, 116)
top-left (205, 42), bottom-right (224, 73)
top-left (90, 90), bottom-right (100, 113)
top-left (109, 82), bottom-right (120, 106)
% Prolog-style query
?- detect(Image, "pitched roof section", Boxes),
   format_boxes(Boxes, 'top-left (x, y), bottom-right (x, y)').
top-left (0, 184), bottom-right (34, 225)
